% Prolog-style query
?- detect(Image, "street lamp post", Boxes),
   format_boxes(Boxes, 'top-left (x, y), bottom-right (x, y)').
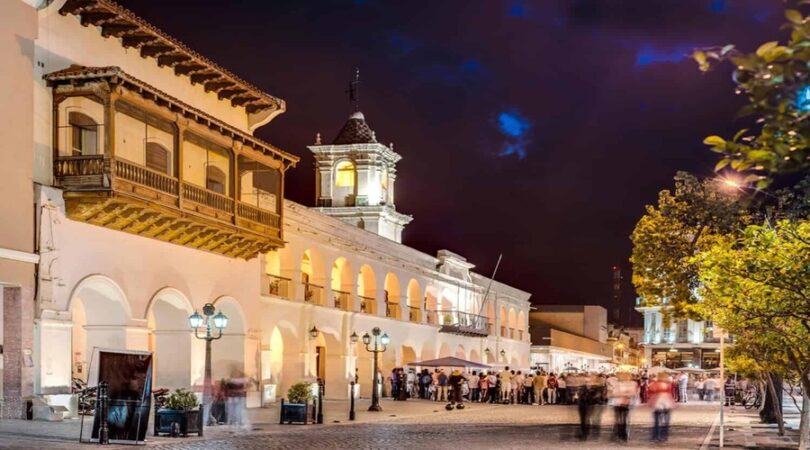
top-left (361, 327), bottom-right (389, 412)
top-left (189, 303), bottom-right (228, 426)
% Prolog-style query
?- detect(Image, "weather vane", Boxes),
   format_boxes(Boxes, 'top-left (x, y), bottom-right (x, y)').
top-left (345, 68), bottom-right (360, 112)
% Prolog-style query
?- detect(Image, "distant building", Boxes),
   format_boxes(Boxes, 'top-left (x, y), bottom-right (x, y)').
top-left (528, 306), bottom-right (614, 373)
top-left (635, 299), bottom-right (722, 369)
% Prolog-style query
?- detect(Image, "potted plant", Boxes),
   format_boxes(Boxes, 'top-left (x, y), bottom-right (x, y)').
top-left (154, 388), bottom-right (203, 437)
top-left (279, 382), bottom-right (314, 424)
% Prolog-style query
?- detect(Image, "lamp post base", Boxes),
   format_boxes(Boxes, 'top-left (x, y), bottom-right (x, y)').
top-left (368, 404), bottom-right (382, 412)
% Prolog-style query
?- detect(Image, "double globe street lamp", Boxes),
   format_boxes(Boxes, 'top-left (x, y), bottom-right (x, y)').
top-left (189, 303), bottom-right (228, 425)
top-left (353, 327), bottom-right (389, 412)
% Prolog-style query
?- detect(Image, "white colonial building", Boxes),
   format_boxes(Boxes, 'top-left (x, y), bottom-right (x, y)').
top-left (0, 0), bottom-right (531, 417)
top-left (635, 299), bottom-right (721, 370)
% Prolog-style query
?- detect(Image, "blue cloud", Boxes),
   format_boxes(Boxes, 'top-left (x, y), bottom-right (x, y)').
top-left (635, 45), bottom-right (694, 67)
top-left (709, 0), bottom-right (727, 13)
top-left (495, 109), bottom-right (532, 159)
top-left (388, 33), bottom-right (419, 54)
top-left (509, 2), bottom-right (527, 17)
top-left (416, 59), bottom-right (485, 85)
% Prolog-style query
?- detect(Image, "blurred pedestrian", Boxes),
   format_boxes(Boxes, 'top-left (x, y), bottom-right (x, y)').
top-left (547, 373), bottom-right (558, 404)
top-left (678, 372), bottom-right (689, 403)
top-left (533, 371), bottom-right (547, 405)
top-left (610, 372), bottom-right (638, 442)
top-left (724, 376), bottom-right (736, 407)
top-left (649, 372), bottom-right (675, 442)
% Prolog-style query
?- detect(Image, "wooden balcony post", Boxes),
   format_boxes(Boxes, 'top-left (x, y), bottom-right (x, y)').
top-left (231, 141), bottom-right (241, 222)
top-left (104, 87), bottom-right (119, 158)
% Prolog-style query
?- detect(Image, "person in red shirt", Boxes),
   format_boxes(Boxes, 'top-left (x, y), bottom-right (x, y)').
top-left (648, 373), bottom-right (675, 442)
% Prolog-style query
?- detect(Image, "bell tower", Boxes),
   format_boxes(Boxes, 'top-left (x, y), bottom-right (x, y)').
top-left (307, 71), bottom-right (412, 242)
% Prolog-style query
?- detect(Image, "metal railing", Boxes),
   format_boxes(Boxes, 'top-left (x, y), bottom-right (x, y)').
top-left (303, 283), bottom-right (324, 305)
top-left (358, 295), bottom-right (375, 314)
top-left (425, 310), bottom-right (438, 325)
top-left (408, 306), bottom-right (420, 323)
top-left (333, 290), bottom-right (351, 310)
top-left (385, 298), bottom-right (400, 319)
top-left (263, 274), bottom-right (291, 299)
top-left (114, 158), bottom-right (178, 195)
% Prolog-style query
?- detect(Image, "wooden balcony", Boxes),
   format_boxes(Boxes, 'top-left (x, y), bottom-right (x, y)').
top-left (55, 155), bottom-right (283, 259)
top-left (432, 309), bottom-right (490, 337)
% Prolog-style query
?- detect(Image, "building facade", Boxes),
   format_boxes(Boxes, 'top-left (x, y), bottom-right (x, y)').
top-left (528, 306), bottom-right (614, 373)
top-left (636, 300), bottom-right (721, 370)
top-left (0, 0), bottom-right (531, 417)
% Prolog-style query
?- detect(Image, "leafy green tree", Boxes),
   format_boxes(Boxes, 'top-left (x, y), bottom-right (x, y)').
top-left (630, 172), bottom-right (749, 316)
top-left (694, 8), bottom-right (810, 186)
top-left (694, 219), bottom-right (810, 449)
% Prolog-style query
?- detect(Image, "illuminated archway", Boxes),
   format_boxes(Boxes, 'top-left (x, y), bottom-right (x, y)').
top-left (331, 257), bottom-right (354, 310)
top-left (146, 287), bottom-right (194, 389)
top-left (383, 272), bottom-right (401, 319)
top-left (357, 264), bottom-right (376, 314)
top-left (406, 279), bottom-right (421, 322)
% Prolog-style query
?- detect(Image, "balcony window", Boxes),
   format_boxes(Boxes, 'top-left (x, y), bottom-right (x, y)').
top-left (239, 156), bottom-right (280, 213)
top-left (206, 166), bottom-right (226, 195)
top-left (146, 142), bottom-right (170, 175)
top-left (69, 112), bottom-right (98, 156)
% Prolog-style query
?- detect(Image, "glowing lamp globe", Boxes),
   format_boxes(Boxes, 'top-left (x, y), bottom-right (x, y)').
top-left (350, 331), bottom-right (359, 344)
top-left (362, 332), bottom-right (371, 345)
top-left (188, 311), bottom-right (204, 329)
top-left (212, 311), bottom-right (228, 329)
top-left (381, 333), bottom-right (390, 346)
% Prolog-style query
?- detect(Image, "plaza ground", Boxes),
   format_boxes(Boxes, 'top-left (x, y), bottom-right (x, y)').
top-left (0, 398), bottom-right (748, 449)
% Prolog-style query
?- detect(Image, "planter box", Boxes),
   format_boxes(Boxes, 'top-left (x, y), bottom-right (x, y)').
top-left (279, 399), bottom-right (314, 424)
top-left (154, 408), bottom-right (203, 437)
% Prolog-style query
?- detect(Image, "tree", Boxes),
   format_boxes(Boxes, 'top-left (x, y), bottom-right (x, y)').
top-left (694, 219), bottom-right (810, 449)
top-left (694, 8), bottom-right (810, 187)
top-left (630, 172), bottom-right (749, 317)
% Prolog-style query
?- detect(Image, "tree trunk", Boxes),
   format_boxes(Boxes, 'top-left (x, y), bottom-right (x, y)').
top-left (798, 376), bottom-right (810, 450)
top-left (761, 372), bottom-right (783, 424)
top-left (765, 373), bottom-right (785, 436)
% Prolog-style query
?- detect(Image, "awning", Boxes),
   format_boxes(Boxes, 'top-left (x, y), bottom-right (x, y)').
top-left (407, 356), bottom-right (490, 369)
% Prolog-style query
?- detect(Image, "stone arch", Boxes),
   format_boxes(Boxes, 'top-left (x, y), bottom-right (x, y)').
top-left (262, 322), bottom-right (299, 400)
top-left (383, 272), bottom-right (401, 319)
top-left (406, 279), bottom-right (421, 322)
top-left (517, 310), bottom-right (526, 340)
top-left (331, 257), bottom-right (354, 310)
top-left (439, 288), bottom-right (454, 311)
top-left (508, 308), bottom-right (517, 339)
top-left (424, 285), bottom-right (438, 324)
top-left (69, 274), bottom-right (132, 381)
top-left (146, 287), bottom-right (194, 389)
top-left (470, 349), bottom-right (481, 363)
top-left (499, 305), bottom-right (508, 337)
top-left (420, 340), bottom-right (436, 361)
top-left (210, 296), bottom-right (247, 381)
top-left (438, 342), bottom-right (452, 358)
top-left (356, 264), bottom-right (376, 313)
top-left (311, 328), bottom-right (344, 398)
top-left (455, 344), bottom-right (466, 359)
top-left (400, 344), bottom-right (418, 367)
top-left (301, 249), bottom-right (327, 304)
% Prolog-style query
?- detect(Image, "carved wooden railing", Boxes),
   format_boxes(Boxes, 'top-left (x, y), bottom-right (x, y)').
top-left (54, 155), bottom-right (106, 177)
top-left (263, 274), bottom-right (291, 299)
top-left (237, 201), bottom-right (280, 228)
top-left (114, 158), bottom-right (178, 195)
top-left (182, 183), bottom-right (234, 214)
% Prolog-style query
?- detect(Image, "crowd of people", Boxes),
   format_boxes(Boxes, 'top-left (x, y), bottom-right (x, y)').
top-left (383, 366), bottom-right (742, 443)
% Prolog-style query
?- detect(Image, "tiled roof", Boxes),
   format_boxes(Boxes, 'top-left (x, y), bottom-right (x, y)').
top-left (59, 0), bottom-right (284, 115)
top-left (332, 112), bottom-right (377, 145)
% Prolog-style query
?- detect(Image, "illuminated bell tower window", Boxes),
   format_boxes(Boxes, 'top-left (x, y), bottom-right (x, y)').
top-left (335, 161), bottom-right (356, 187)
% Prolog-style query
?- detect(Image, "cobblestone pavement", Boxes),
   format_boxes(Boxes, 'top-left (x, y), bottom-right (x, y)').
top-left (0, 400), bottom-right (720, 450)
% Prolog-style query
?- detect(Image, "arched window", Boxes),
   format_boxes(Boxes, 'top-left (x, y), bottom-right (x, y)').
top-left (206, 166), bottom-right (226, 194)
top-left (335, 161), bottom-right (355, 187)
top-left (69, 112), bottom-right (98, 156)
top-left (145, 142), bottom-right (170, 175)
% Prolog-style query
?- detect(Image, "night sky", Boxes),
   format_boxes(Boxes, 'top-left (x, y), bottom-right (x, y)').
top-left (119, 0), bottom-right (785, 324)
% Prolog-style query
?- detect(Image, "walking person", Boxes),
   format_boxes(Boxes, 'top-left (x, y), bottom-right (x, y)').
top-left (479, 372), bottom-right (488, 403)
top-left (678, 372), bottom-right (689, 403)
top-left (547, 373), bottom-right (558, 405)
top-left (649, 372), bottom-right (675, 442)
top-left (390, 368), bottom-right (399, 400)
top-left (533, 371), bottom-right (547, 405)
top-left (557, 375), bottom-right (567, 405)
top-left (610, 372), bottom-right (638, 442)
top-left (522, 372), bottom-right (534, 404)
top-left (724, 376), bottom-right (736, 407)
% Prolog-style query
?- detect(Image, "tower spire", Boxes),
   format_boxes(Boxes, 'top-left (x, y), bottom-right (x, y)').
top-left (345, 68), bottom-right (360, 112)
